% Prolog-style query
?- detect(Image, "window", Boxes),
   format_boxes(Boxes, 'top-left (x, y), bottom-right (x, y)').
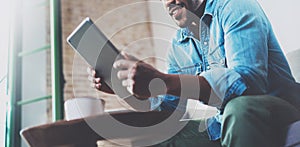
top-left (0, 1), bottom-right (11, 146)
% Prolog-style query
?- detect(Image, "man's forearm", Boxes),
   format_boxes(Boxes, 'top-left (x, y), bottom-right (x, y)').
top-left (161, 74), bottom-right (211, 104)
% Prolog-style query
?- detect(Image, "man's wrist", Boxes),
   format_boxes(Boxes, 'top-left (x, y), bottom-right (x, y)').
top-left (198, 76), bottom-right (211, 104)
top-left (161, 74), bottom-right (211, 102)
top-left (161, 73), bottom-right (180, 96)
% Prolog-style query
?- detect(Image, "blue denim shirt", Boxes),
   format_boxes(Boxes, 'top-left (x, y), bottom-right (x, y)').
top-left (150, 0), bottom-right (298, 141)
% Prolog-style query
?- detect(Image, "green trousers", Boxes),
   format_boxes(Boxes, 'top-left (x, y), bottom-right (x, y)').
top-left (153, 95), bottom-right (300, 147)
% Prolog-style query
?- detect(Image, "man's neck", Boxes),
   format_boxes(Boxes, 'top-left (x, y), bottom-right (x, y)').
top-left (189, 23), bottom-right (200, 40)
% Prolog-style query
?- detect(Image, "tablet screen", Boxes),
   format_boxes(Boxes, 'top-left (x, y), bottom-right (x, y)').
top-left (67, 17), bottom-right (151, 111)
top-left (67, 17), bottom-right (127, 96)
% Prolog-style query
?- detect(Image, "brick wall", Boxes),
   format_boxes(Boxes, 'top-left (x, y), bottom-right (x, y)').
top-left (60, 0), bottom-right (154, 110)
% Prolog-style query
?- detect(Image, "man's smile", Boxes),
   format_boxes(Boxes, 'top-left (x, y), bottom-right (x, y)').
top-left (168, 3), bottom-right (185, 19)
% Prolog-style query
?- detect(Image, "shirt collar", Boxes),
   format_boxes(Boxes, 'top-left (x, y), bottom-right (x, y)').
top-left (177, 0), bottom-right (216, 43)
top-left (177, 28), bottom-right (194, 42)
top-left (203, 0), bottom-right (216, 17)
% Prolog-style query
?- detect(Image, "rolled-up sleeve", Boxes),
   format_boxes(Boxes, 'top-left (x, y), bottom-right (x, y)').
top-left (201, 0), bottom-right (270, 106)
top-left (200, 68), bottom-right (247, 103)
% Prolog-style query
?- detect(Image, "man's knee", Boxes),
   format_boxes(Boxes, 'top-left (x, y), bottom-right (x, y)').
top-left (221, 95), bottom-right (274, 147)
top-left (221, 95), bottom-right (299, 147)
top-left (222, 95), bottom-right (275, 128)
top-left (223, 96), bottom-right (255, 118)
top-left (223, 95), bottom-right (298, 119)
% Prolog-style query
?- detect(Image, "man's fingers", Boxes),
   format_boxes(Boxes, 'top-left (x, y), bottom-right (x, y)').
top-left (87, 67), bottom-right (103, 91)
top-left (90, 83), bottom-right (101, 89)
top-left (95, 78), bottom-right (100, 83)
top-left (87, 67), bottom-right (96, 76)
top-left (122, 79), bottom-right (134, 87)
top-left (121, 51), bottom-right (129, 59)
top-left (95, 84), bottom-right (101, 89)
top-left (122, 80), bottom-right (128, 87)
top-left (121, 51), bottom-right (139, 61)
top-left (121, 79), bottom-right (134, 95)
top-left (117, 70), bottom-right (130, 80)
top-left (113, 59), bottom-right (136, 69)
top-left (128, 68), bottom-right (136, 79)
top-left (88, 75), bottom-right (101, 83)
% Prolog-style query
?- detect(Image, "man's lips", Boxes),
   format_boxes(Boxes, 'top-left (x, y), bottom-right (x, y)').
top-left (168, 3), bottom-right (185, 16)
top-left (169, 6), bottom-right (181, 16)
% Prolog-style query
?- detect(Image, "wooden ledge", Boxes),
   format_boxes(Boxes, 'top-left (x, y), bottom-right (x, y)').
top-left (21, 111), bottom-right (176, 147)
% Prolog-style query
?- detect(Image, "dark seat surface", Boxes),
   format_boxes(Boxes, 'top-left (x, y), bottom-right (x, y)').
top-left (285, 120), bottom-right (300, 147)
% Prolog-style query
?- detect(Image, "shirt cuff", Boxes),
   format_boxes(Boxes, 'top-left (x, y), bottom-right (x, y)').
top-left (200, 68), bottom-right (247, 105)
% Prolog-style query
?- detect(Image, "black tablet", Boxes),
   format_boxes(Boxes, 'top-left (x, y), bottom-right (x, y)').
top-left (67, 17), bottom-right (130, 99)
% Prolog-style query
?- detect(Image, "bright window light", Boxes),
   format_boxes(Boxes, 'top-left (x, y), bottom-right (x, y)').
top-left (0, 0), bottom-right (11, 146)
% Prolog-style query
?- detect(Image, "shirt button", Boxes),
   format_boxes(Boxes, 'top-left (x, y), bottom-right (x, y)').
top-left (203, 42), bottom-right (208, 45)
top-left (207, 66), bottom-right (211, 70)
top-left (220, 59), bottom-right (225, 65)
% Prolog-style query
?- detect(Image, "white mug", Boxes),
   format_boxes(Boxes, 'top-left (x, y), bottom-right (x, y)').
top-left (64, 97), bottom-right (105, 121)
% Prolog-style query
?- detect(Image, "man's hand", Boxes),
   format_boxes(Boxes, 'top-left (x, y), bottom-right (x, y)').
top-left (113, 52), bottom-right (167, 99)
top-left (87, 67), bottom-right (114, 94)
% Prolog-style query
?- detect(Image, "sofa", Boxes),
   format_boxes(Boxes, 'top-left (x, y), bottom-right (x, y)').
top-left (21, 49), bottom-right (300, 147)
top-left (284, 49), bottom-right (300, 147)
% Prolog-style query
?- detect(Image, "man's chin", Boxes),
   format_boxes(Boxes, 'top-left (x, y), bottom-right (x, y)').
top-left (174, 20), bottom-right (190, 28)
top-left (178, 24), bottom-right (188, 28)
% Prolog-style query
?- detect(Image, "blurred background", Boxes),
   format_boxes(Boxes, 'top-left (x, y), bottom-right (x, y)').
top-left (0, 0), bottom-right (299, 146)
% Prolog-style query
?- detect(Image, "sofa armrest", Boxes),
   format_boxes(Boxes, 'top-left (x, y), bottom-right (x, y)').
top-left (285, 120), bottom-right (300, 147)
